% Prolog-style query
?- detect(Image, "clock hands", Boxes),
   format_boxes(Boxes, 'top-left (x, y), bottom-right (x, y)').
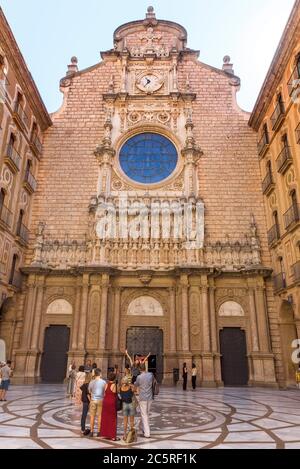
top-left (145, 77), bottom-right (151, 86)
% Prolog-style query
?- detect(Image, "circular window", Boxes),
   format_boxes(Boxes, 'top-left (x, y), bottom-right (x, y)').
top-left (119, 133), bottom-right (178, 184)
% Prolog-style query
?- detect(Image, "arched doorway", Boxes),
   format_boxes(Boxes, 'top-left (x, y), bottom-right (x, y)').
top-left (126, 327), bottom-right (164, 383)
top-left (279, 301), bottom-right (298, 386)
top-left (40, 326), bottom-right (70, 383)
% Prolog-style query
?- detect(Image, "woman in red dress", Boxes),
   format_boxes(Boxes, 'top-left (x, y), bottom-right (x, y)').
top-left (99, 372), bottom-right (119, 441)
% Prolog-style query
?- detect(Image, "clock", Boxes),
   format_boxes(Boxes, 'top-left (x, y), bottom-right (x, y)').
top-left (136, 73), bottom-right (164, 93)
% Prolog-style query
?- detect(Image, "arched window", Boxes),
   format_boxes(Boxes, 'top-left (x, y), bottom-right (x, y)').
top-left (273, 210), bottom-right (280, 239)
top-left (263, 123), bottom-right (269, 145)
top-left (7, 133), bottom-right (15, 155)
top-left (266, 160), bottom-right (272, 174)
top-left (291, 190), bottom-right (299, 222)
top-left (278, 92), bottom-right (285, 113)
top-left (16, 209), bottom-right (24, 237)
top-left (8, 254), bottom-right (18, 286)
top-left (0, 188), bottom-right (5, 211)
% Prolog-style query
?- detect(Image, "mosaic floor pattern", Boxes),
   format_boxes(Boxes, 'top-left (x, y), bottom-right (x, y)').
top-left (1, 385), bottom-right (300, 449)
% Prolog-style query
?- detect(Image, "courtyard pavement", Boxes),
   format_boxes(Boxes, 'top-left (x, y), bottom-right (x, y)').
top-left (0, 384), bottom-right (300, 449)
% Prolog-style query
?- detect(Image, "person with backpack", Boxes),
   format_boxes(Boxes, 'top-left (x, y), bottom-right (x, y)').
top-left (119, 376), bottom-right (137, 443)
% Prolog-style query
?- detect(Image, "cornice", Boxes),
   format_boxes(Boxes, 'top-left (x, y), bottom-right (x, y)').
top-left (249, 0), bottom-right (300, 131)
top-left (0, 8), bottom-right (52, 130)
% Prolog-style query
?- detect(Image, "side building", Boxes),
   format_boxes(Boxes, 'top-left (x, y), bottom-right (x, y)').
top-left (249, 0), bottom-right (300, 386)
top-left (0, 7), bottom-right (52, 362)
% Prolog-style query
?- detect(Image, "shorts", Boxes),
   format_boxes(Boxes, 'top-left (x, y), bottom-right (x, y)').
top-left (122, 402), bottom-right (136, 417)
top-left (0, 379), bottom-right (10, 391)
top-left (89, 400), bottom-right (102, 417)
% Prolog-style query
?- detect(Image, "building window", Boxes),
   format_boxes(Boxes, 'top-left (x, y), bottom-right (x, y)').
top-left (8, 254), bottom-right (18, 285)
top-left (119, 133), bottom-right (178, 184)
top-left (16, 209), bottom-right (24, 236)
top-left (273, 211), bottom-right (280, 238)
top-left (0, 188), bottom-right (5, 214)
top-left (263, 123), bottom-right (269, 144)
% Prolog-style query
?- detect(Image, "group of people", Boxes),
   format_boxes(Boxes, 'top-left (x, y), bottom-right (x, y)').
top-left (182, 363), bottom-right (198, 391)
top-left (0, 361), bottom-right (12, 401)
top-left (67, 351), bottom-right (156, 443)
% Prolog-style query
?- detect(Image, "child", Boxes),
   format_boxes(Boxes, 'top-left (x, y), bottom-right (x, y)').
top-left (80, 373), bottom-right (91, 435)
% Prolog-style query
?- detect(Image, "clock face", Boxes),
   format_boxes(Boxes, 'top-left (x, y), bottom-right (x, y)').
top-left (136, 74), bottom-right (163, 93)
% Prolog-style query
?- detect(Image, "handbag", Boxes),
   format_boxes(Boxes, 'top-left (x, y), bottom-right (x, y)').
top-left (116, 394), bottom-right (123, 412)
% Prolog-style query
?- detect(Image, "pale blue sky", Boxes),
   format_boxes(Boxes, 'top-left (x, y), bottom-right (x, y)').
top-left (0, 0), bottom-right (295, 113)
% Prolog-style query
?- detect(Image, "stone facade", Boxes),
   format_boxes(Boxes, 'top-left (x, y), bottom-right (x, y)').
top-left (249, 0), bottom-right (300, 387)
top-left (0, 8), bottom-right (51, 362)
top-left (1, 5), bottom-right (298, 387)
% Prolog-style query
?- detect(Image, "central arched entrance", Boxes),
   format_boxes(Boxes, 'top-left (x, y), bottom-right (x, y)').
top-left (126, 327), bottom-right (163, 383)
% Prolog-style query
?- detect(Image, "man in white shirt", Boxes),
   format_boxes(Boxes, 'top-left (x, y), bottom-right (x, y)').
top-left (88, 368), bottom-right (106, 437)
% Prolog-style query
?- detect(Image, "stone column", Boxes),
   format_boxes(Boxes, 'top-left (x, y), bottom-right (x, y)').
top-left (30, 276), bottom-right (45, 350)
top-left (97, 274), bottom-right (110, 374)
top-left (77, 274), bottom-right (89, 351)
top-left (248, 287), bottom-right (259, 352)
top-left (201, 285), bottom-right (211, 352)
top-left (20, 275), bottom-right (37, 350)
top-left (180, 275), bottom-right (190, 352)
top-left (71, 278), bottom-right (82, 350)
top-left (169, 287), bottom-right (177, 352)
top-left (201, 279), bottom-right (215, 386)
top-left (112, 287), bottom-right (121, 352)
top-left (254, 285), bottom-right (271, 353)
top-left (209, 282), bottom-right (222, 386)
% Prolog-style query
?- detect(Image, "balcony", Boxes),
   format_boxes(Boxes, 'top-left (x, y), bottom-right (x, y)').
top-left (287, 65), bottom-right (300, 96)
top-left (296, 123), bottom-right (300, 144)
top-left (30, 135), bottom-right (42, 157)
top-left (262, 171), bottom-right (275, 196)
top-left (9, 271), bottom-right (23, 290)
top-left (276, 146), bottom-right (293, 174)
top-left (16, 223), bottom-right (29, 245)
top-left (23, 170), bottom-right (37, 194)
top-left (293, 261), bottom-right (300, 283)
top-left (284, 204), bottom-right (300, 230)
top-left (13, 102), bottom-right (29, 130)
top-left (273, 272), bottom-right (287, 293)
top-left (268, 224), bottom-right (280, 246)
top-left (257, 134), bottom-right (269, 158)
top-left (271, 101), bottom-right (285, 131)
top-left (4, 145), bottom-right (21, 173)
top-left (0, 205), bottom-right (13, 229)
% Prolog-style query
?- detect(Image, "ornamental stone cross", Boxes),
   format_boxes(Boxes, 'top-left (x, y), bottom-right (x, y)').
top-left (140, 27), bottom-right (162, 49)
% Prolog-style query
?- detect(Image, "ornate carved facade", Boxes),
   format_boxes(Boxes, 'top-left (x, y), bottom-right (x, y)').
top-left (1, 5), bottom-right (299, 387)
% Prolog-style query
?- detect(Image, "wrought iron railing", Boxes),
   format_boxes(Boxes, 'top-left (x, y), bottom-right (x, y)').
top-left (16, 223), bottom-right (29, 244)
top-left (273, 272), bottom-right (287, 293)
top-left (271, 101), bottom-right (285, 130)
top-left (293, 261), bottom-right (300, 282)
top-left (276, 146), bottom-right (292, 173)
top-left (262, 171), bottom-right (274, 194)
top-left (0, 205), bottom-right (13, 228)
top-left (14, 101), bottom-right (30, 128)
top-left (284, 204), bottom-right (300, 230)
top-left (287, 65), bottom-right (300, 96)
top-left (5, 145), bottom-right (21, 171)
top-left (24, 170), bottom-right (37, 192)
top-left (267, 224), bottom-right (280, 246)
top-left (257, 133), bottom-right (269, 157)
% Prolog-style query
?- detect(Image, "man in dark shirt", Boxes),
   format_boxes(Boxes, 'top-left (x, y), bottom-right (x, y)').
top-left (80, 376), bottom-right (91, 435)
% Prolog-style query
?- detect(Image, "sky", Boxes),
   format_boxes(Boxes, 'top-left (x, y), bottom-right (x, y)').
top-left (0, 0), bottom-right (296, 113)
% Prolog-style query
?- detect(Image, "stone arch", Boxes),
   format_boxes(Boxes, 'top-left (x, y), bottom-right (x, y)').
top-left (279, 300), bottom-right (298, 386)
top-left (122, 289), bottom-right (167, 316)
top-left (46, 299), bottom-right (73, 315)
top-left (127, 295), bottom-right (164, 316)
top-left (218, 301), bottom-right (245, 317)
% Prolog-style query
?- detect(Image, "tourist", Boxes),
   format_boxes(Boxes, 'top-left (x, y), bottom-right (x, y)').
top-left (74, 366), bottom-right (86, 405)
top-left (134, 363), bottom-right (153, 438)
top-left (125, 350), bottom-right (151, 384)
top-left (67, 364), bottom-right (77, 398)
top-left (68, 360), bottom-right (76, 373)
top-left (182, 363), bottom-right (188, 391)
top-left (114, 364), bottom-right (120, 384)
top-left (124, 364), bottom-right (132, 384)
top-left (120, 376), bottom-right (136, 442)
top-left (99, 372), bottom-right (119, 441)
top-left (84, 359), bottom-right (92, 373)
top-left (0, 360), bottom-right (12, 402)
top-left (192, 363), bottom-right (197, 390)
top-left (91, 363), bottom-right (98, 378)
top-left (88, 368), bottom-right (106, 437)
top-left (80, 373), bottom-right (91, 435)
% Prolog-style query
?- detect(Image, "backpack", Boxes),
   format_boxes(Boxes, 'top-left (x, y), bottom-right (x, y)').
top-left (152, 377), bottom-right (159, 397)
